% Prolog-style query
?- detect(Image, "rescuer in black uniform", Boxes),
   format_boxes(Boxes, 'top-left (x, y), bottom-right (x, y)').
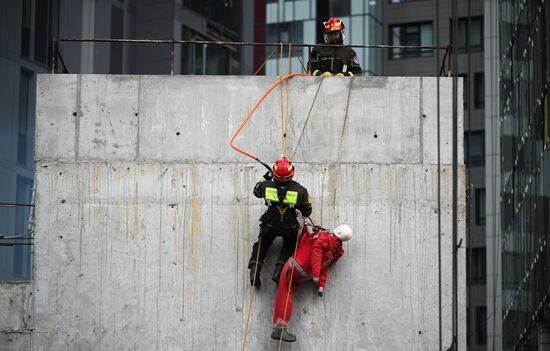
top-left (308, 17), bottom-right (362, 77)
top-left (248, 157), bottom-right (312, 288)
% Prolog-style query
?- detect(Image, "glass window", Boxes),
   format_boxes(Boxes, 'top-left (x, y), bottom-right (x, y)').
top-left (284, 1), bottom-right (294, 22)
top-left (467, 247), bottom-right (486, 284)
top-left (351, 0), bottom-right (363, 14)
top-left (464, 131), bottom-right (485, 167)
top-left (265, 21), bottom-right (304, 56)
top-left (182, 0), bottom-right (240, 32)
top-left (330, 0), bottom-right (350, 17)
top-left (389, 22), bottom-right (432, 59)
top-left (459, 74), bottom-right (468, 111)
top-left (21, 0), bottom-right (60, 65)
top-left (13, 176), bottom-right (34, 280)
top-left (294, 1), bottom-right (310, 21)
top-left (474, 72), bottom-right (485, 109)
top-left (545, 93), bottom-right (548, 144)
top-left (181, 27), bottom-right (208, 75)
top-left (21, 0), bottom-right (31, 58)
top-left (475, 188), bottom-right (486, 225)
top-left (18, 69), bottom-right (33, 166)
top-left (475, 306), bottom-right (487, 345)
top-left (350, 15), bottom-right (364, 44)
top-left (35, 0), bottom-right (60, 66)
top-left (266, 3), bottom-right (278, 24)
top-left (451, 16), bottom-right (483, 52)
top-left (205, 45), bottom-right (233, 75)
top-left (110, 5), bottom-right (124, 74)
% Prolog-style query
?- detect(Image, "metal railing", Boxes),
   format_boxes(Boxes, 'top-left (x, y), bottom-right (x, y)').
top-left (51, 38), bottom-right (453, 76)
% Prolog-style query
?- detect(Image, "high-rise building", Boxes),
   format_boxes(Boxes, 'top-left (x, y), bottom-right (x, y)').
top-left (258, 0), bottom-right (383, 75)
top-left (382, 1), bottom-right (487, 350)
top-left (486, 0), bottom-right (550, 350)
top-left (0, 0), bottom-right (255, 280)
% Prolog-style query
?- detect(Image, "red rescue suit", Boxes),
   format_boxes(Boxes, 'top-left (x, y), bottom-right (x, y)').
top-left (272, 225), bottom-right (344, 326)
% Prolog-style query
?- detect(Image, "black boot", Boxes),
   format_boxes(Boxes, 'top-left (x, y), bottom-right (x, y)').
top-left (270, 325), bottom-right (296, 342)
top-left (249, 265), bottom-right (261, 288)
top-left (272, 263), bottom-right (284, 284)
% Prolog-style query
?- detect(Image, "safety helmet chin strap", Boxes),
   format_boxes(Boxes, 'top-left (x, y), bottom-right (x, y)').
top-left (323, 30), bottom-right (345, 44)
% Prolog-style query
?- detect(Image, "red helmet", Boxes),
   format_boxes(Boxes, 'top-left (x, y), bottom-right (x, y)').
top-left (272, 157), bottom-right (294, 182)
top-left (323, 17), bottom-right (345, 33)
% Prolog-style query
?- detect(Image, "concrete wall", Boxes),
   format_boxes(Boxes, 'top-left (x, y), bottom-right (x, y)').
top-left (32, 75), bottom-right (466, 350)
top-left (0, 282), bottom-right (33, 350)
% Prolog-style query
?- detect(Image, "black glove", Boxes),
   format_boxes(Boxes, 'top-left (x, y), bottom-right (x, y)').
top-left (318, 287), bottom-right (324, 297)
top-left (262, 171), bottom-right (272, 181)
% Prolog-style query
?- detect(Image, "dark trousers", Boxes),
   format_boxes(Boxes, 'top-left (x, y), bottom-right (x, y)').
top-left (248, 223), bottom-right (299, 271)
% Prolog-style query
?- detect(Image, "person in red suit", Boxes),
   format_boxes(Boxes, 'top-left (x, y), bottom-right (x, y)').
top-left (270, 223), bottom-right (353, 342)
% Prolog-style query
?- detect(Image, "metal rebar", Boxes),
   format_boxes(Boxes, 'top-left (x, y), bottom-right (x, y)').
top-left (51, 38), bottom-right (58, 73)
top-left (0, 243), bottom-right (33, 246)
top-left (59, 38), bottom-right (449, 50)
top-left (170, 40), bottom-right (175, 75)
top-left (439, 46), bottom-right (451, 76)
top-left (466, 0), bottom-right (473, 347)
top-left (0, 237), bottom-right (34, 240)
top-left (58, 48), bottom-right (69, 73)
top-left (0, 203), bottom-right (35, 207)
top-left (435, 0), bottom-right (442, 349)
top-left (451, 0), bottom-right (459, 348)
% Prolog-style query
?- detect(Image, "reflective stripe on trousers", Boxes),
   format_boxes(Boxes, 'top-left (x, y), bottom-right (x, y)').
top-left (288, 257), bottom-right (311, 280)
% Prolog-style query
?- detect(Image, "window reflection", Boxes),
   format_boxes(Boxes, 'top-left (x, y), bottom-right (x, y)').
top-left (500, 0), bottom-right (550, 348)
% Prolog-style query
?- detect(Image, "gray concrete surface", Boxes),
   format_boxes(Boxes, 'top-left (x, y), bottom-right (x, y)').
top-left (28, 75), bottom-right (465, 350)
top-left (0, 282), bottom-right (32, 350)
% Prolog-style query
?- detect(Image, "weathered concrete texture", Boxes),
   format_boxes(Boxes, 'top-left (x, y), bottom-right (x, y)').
top-left (0, 282), bottom-right (32, 351)
top-left (36, 75), bottom-right (463, 165)
top-left (33, 75), bottom-right (466, 350)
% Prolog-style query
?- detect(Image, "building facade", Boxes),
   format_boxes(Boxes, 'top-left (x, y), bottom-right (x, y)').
top-left (382, 1), bottom-right (487, 350)
top-left (497, 0), bottom-right (550, 349)
top-left (0, 0), bottom-right (254, 280)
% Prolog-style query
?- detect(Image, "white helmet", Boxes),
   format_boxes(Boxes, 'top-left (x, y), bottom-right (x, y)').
top-left (333, 224), bottom-right (352, 242)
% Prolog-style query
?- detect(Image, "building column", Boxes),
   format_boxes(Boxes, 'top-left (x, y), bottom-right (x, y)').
top-left (484, 0), bottom-right (502, 349)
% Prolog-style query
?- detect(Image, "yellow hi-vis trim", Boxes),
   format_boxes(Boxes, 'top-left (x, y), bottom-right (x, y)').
top-left (264, 188), bottom-right (299, 205)
top-left (283, 191), bottom-right (298, 205)
top-left (265, 187), bottom-right (278, 202)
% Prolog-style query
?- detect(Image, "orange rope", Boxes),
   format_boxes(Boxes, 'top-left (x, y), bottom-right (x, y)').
top-left (230, 72), bottom-right (312, 350)
top-left (229, 73), bottom-right (310, 162)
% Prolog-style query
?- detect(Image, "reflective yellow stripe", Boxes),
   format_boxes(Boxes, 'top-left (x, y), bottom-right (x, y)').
top-left (348, 72), bottom-right (355, 77)
top-left (283, 191), bottom-right (298, 205)
top-left (265, 187), bottom-right (278, 202)
top-left (313, 70), bottom-right (320, 76)
top-left (265, 188), bottom-right (298, 205)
